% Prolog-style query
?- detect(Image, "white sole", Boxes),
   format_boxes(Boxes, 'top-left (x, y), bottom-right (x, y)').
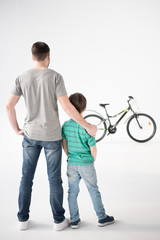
top-left (98, 220), bottom-right (115, 227)
top-left (54, 218), bottom-right (70, 231)
top-left (71, 221), bottom-right (81, 229)
top-left (18, 220), bottom-right (29, 230)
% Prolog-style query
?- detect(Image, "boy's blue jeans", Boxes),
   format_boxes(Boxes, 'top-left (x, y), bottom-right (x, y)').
top-left (17, 135), bottom-right (65, 223)
top-left (67, 163), bottom-right (107, 223)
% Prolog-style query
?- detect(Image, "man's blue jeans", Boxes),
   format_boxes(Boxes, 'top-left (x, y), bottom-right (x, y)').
top-left (17, 135), bottom-right (65, 223)
top-left (67, 163), bottom-right (107, 223)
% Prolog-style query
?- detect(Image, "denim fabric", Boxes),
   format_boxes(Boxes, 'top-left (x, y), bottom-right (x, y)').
top-left (17, 135), bottom-right (65, 223)
top-left (67, 163), bottom-right (107, 223)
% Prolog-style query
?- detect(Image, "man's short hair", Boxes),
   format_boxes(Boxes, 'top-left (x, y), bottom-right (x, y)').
top-left (32, 42), bottom-right (50, 61)
top-left (69, 93), bottom-right (87, 113)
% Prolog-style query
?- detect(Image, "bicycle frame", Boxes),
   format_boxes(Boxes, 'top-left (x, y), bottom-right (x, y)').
top-left (86, 98), bottom-right (136, 131)
top-left (106, 106), bottom-right (131, 128)
top-left (102, 97), bottom-right (136, 128)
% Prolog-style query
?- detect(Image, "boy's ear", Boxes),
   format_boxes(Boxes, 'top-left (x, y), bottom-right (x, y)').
top-left (32, 55), bottom-right (36, 61)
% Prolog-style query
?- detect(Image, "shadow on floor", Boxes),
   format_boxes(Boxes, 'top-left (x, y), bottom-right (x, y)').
top-left (28, 221), bottom-right (53, 230)
top-left (77, 220), bottom-right (160, 232)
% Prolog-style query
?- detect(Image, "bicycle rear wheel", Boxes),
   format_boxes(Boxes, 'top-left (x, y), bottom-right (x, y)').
top-left (84, 114), bottom-right (107, 142)
top-left (127, 113), bottom-right (156, 142)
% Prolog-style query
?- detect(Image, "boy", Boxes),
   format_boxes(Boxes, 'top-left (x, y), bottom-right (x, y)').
top-left (62, 93), bottom-right (115, 229)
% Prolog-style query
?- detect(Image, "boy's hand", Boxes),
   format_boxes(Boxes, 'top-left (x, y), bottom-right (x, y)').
top-left (62, 139), bottom-right (69, 156)
top-left (86, 125), bottom-right (97, 138)
top-left (90, 145), bottom-right (97, 161)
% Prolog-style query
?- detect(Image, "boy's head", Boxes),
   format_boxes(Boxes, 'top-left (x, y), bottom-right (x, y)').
top-left (69, 93), bottom-right (87, 114)
top-left (32, 42), bottom-right (50, 61)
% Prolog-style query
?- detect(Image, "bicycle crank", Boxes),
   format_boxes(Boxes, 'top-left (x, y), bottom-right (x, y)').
top-left (108, 125), bottom-right (117, 134)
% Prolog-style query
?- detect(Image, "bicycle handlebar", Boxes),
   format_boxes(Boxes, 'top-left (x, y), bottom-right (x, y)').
top-left (128, 96), bottom-right (134, 103)
top-left (128, 96), bottom-right (134, 100)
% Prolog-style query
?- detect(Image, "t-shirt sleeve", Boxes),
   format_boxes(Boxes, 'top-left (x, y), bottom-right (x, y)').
top-left (11, 77), bottom-right (22, 96)
top-left (87, 135), bottom-right (96, 148)
top-left (55, 74), bottom-right (67, 97)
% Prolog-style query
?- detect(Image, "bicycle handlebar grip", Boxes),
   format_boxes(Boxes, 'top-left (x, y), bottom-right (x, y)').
top-left (128, 96), bottom-right (134, 99)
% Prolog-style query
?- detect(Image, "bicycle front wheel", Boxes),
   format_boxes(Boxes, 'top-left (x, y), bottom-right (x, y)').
top-left (127, 113), bottom-right (156, 142)
top-left (84, 114), bottom-right (107, 142)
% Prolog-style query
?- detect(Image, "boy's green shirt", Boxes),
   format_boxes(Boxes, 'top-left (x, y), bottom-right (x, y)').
top-left (62, 119), bottom-right (96, 165)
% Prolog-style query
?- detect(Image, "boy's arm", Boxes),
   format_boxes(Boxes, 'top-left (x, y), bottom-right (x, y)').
top-left (90, 145), bottom-right (97, 161)
top-left (62, 138), bottom-right (69, 156)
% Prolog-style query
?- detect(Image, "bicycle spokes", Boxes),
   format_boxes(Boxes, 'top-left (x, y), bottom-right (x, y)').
top-left (127, 114), bottom-right (156, 142)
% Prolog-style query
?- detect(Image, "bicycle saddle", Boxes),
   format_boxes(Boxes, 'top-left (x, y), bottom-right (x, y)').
top-left (99, 103), bottom-right (110, 107)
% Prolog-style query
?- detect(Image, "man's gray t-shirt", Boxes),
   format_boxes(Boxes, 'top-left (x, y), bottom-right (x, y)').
top-left (11, 69), bottom-right (67, 141)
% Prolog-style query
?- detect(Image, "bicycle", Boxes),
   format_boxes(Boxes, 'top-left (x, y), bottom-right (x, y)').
top-left (84, 96), bottom-right (157, 143)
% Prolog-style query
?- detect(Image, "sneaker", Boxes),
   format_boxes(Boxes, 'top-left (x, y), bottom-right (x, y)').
top-left (98, 215), bottom-right (115, 227)
top-left (71, 219), bottom-right (81, 229)
top-left (54, 218), bottom-right (70, 231)
top-left (18, 220), bottom-right (29, 230)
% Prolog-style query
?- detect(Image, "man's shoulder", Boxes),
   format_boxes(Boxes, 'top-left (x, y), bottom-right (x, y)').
top-left (47, 69), bottom-right (64, 81)
top-left (19, 68), bottom-right (62, 79)
top-left (17, 69), bottom-right (31, 79)
top-left (18, 69), bottom-right (36, 80)
top-left (46, 69), bottom-right (63, 78)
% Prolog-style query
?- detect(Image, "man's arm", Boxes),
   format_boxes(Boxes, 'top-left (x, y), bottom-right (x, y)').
top-left (6, 94), bottom-right (24, 135)
top-left (62, 138), bottom-right (68, 156)
top-left (58, 95), bottom-right (97, 137)
top-left (90, 145), bottom-right (97, 161)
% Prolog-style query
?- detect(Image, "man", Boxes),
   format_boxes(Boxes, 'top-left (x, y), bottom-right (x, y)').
top-left (6, 42), bottom-right (97, 231)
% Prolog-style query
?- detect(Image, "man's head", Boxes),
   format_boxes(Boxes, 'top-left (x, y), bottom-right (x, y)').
top-left (32, 42), bottom-right (50, 61)
top-left (69, 93), bottom-right (87, 114)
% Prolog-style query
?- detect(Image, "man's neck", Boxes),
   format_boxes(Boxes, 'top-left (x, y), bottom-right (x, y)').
top-left (33, 61), bottom-right (48, 69)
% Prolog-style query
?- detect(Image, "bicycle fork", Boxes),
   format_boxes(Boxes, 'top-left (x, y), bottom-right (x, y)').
top-left (134, 114), bottom-right (143, 129)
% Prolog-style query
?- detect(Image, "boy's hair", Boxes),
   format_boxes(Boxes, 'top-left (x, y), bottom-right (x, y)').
top-left (32, 42), bottom-right (50, 61)
top-left (69, 93), bottom-right (87, 113)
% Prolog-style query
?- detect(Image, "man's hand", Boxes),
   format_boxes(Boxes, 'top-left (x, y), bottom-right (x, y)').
top-left (86, 124), bottom-right (97, 138)
top-left (17, 129), bottom-right (24, 136)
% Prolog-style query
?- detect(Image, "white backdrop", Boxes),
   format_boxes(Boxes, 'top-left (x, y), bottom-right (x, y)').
top-left (0, 1), bottom-right (160, 240)
top-left (1, 0), bottom-right (160, 141)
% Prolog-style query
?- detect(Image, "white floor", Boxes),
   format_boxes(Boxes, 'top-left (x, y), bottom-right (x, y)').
top-left (0, 137), bottom-right (160, 240)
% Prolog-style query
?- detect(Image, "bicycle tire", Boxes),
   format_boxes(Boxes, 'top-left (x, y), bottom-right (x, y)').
top-left (84, 114), bottom-right (107, 142)
top-left (127, 113), bottom-right (156, 142)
